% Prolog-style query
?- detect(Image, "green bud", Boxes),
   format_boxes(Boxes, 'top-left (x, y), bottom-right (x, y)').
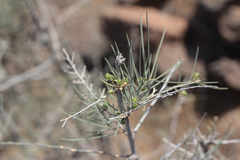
top-left (132, 97), bottom-right (138, 103)
top-left (108, 89), bottom-right (115, 94)
top-left (132, 103), bottom-right (138, 109)
top-left (105, 73), bottom-right (112, 80)
top-left (180, 90), bottom-right (187, 96)
top-left (192, 72), bottom-right (200, 81)
top-left (117, 78), bottom-right (122, 84)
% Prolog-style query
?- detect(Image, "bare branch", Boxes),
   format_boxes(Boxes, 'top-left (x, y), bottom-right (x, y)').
top-left (62, 48), bottom-right (97, 99)
top-left (162, 138), bottom-right (194, 158)
top-left (133, 61), bottom-right (181, 134)
top-left (0, 141), bottom-right (128, 158)
top-left (60, 94), bottom-right (109, 127)
top-left (0, 58), bottom-right (54, 92)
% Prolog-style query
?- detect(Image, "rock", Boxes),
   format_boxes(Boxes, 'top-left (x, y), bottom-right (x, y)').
top-left (218, 6), bottom-right (240, 42)
top-left (101, 5), bottom-right (188, 39)
top-left (209, 57), bottom-right (240, 90)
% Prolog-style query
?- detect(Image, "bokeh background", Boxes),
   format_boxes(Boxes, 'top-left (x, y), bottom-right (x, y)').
top-left (0, 0), bottom-right (240, 159)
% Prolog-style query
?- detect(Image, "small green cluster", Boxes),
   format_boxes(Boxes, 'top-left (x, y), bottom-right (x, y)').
top-left (192, 72), bottom-right (200, 82)
top-left (108, 89), bottom-right (115, 94)
top-left (132, 97), bottom-right (138, 109)
top-left (180, 90), bottom-right (188, 96)
top-left (105, 73), bottom-right (115, 81)
top-left (104, 73), bottom-right (129, 94)
top-left (137, 77), bottom-right (148, 91)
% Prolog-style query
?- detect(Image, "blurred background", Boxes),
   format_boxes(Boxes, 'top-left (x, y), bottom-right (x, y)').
top-left (0, 0), bottom-right (240, 159)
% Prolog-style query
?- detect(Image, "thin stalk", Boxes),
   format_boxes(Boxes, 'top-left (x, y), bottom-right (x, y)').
top-left (189, 47), bottom-right (199, 81)
top-left (115, 53), bottom-right (138, 159)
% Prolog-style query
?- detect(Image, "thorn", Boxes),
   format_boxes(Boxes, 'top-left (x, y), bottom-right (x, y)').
top-left (81, 66), bottom-right (86, 77)
top-left (73, 80), bottom-right (82, 84)
top-left (90, 83), bottom-right (93, 91)
top-left (71, 52), bottom-right (75, 62)
top-left (66, 71), bottom-right (76, 74)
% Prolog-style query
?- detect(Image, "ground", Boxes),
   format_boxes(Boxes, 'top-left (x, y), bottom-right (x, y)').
top-left (0, 0), bottom-right (240, 159)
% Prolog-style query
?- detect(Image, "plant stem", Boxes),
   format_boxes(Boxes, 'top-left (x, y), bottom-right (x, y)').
top-left (115, 53), bottom-right (138, 159)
